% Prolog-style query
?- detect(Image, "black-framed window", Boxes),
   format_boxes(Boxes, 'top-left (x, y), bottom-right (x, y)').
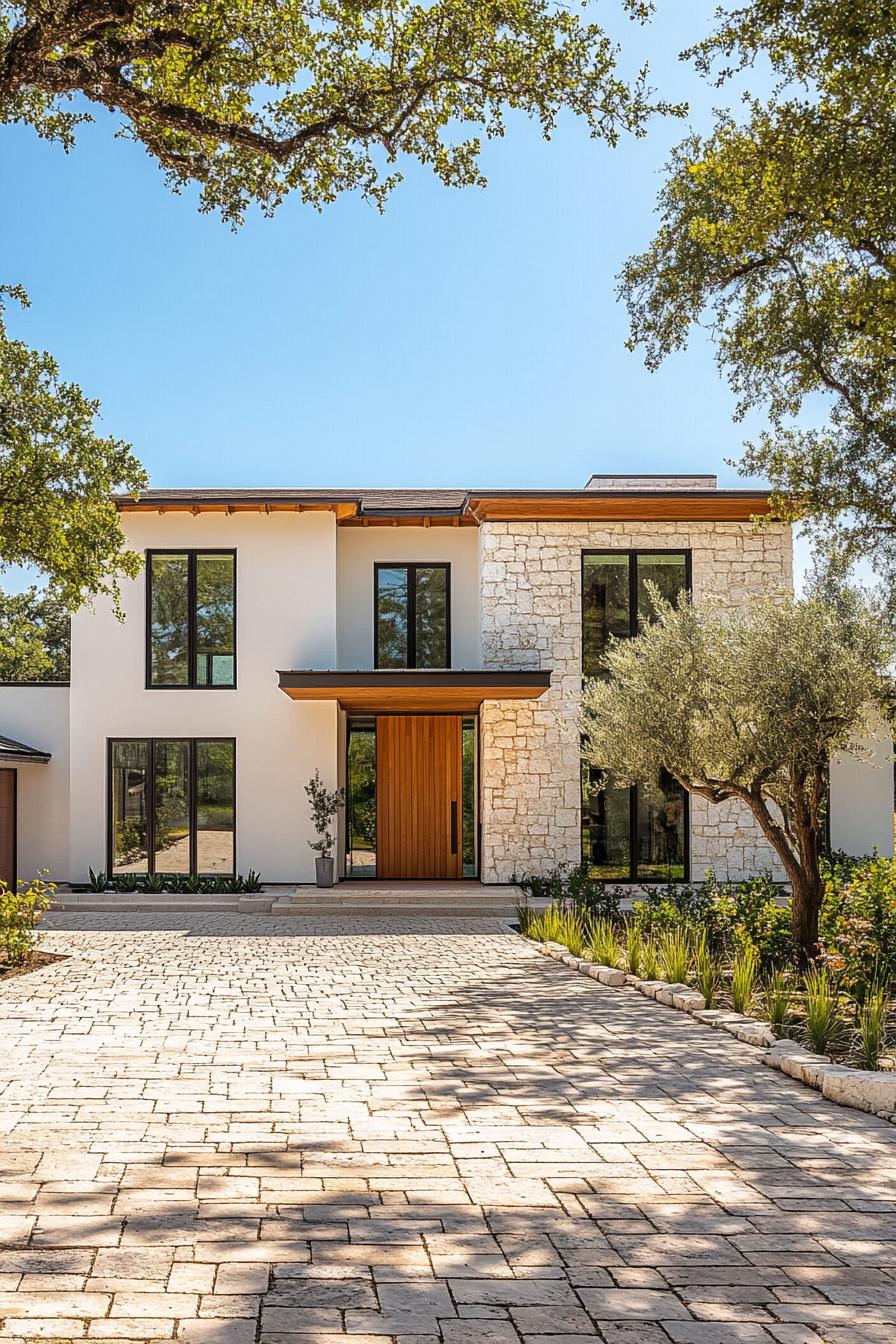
top-left (109, 738), bottom-right (235, 875)
top-left (581, 550), bottom-right (690, 881)
top-left (346, 717), bottom-right (377, 878)
top-left (374, 563), bottom-right (450, 668)
top-left (582, 764), bottom-right (688, 883)
top-left (147, 550), bottom-right (236, 688)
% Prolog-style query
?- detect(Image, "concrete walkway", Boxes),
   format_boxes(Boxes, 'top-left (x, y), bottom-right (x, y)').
top-left (1, 913), bottom-right (895, 1344)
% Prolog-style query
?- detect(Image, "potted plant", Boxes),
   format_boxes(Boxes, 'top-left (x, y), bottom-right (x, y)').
top-left (305, 771), bottom-right (346, 888)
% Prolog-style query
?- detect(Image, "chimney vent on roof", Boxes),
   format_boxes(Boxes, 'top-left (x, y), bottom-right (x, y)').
top-left (584, 474), bottom-right (717, 491)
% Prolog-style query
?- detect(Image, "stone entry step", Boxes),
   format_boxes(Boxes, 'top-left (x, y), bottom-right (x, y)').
top-left (273, 882), bottom-right (520, 918)
top-left (272, 903), bottom-right (518, 918)
top-left (49, 882), bottom-right (520, 918)
top-left (51, 893), bottom-right (274, 914)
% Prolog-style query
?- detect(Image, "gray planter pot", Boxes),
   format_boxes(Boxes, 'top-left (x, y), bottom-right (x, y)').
top-left (315, 856), bottom-right (334, 888)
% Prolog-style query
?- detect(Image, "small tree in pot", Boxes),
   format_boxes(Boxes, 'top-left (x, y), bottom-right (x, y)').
top-left (305, 771), bottom-right (346, 888)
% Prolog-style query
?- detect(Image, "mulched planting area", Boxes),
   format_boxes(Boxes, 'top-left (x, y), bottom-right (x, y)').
top-left (0, 950), bottom-right (68, 982)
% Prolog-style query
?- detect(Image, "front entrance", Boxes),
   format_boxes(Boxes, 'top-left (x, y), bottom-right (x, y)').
top-left (377, 715), bottom-right (462, 879)
top-left (346, 714), bottom-right (477, 880)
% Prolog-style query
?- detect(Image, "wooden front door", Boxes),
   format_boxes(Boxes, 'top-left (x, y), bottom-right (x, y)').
top-left (0, 769), bottom-right (15, 888)
top-left (377, 716), bottom-right (462, 879)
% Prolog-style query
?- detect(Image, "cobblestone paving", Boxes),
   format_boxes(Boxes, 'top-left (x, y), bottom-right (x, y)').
top-left (1, 913), bottom-right (896, 1344)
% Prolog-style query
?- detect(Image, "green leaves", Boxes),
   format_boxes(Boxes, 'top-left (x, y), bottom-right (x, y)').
top-left (580, 582), bottom-right (893, 955)
top-left (1, 1), bottom-right (677, 224)
top-left (0, 586), bottom-right (70, 682)
top-left (0, 288), bottom-right (147, 616)
top-left (620, 0), bottom-right (896, 584)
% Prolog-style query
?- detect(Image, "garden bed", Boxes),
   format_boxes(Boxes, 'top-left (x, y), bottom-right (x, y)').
top-left (0, 950), bottom-right (67, 982)
top-left (526, 937), bottom-right (896, 1122)
top-left (513, 856), bottom-right (896, 1122)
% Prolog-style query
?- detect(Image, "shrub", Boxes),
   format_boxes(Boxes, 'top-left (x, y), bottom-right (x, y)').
top-left (858, 988), bottom-right (889, 1071)
top-left (762, 970), bottom-right (793, 1029)
top-left (659, 927), bottom-right (691, 985)
top-left (562, 912), bottom-right (586, 958)
top-left (514, 865), bottom-right (566, 905)
top-left (693, 929), bottom-right (720, 1008)
top-left (630, 873), bottom-right (791, 967)
top-left (803, 964), bottom-right (846, 1055)
top-left (631, 880), bottom-right (709, 938)
top-left (731, 943), bottom-right (759, 1014)
top-left (0, 875), bottom-right (54, 965)
top-left (516, 903), bottom-right (537, 936)
top-left (641, 937), bottom-right (660, 980)
top-left (711, 874), bottom-right (793, 966)
top-left (85, 871), bottom-right (263, 896)
top-left (571, 876), bottom-right (621, 921)
top-left (819, 855), bottom-right (896, 994)
top-left (588, 916), bottom-right (622, 968)
top-left (625, 921), bottom-right (643, 977)
top-left (523, 903), bottom-right (567, 945)
top-left (516, 862), bottom-right (620, 919)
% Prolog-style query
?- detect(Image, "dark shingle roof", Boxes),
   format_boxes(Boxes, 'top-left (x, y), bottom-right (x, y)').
top-left (0, 734), bottom-right (51, 763)
top-left (113, 487), bottom-right (468, 513)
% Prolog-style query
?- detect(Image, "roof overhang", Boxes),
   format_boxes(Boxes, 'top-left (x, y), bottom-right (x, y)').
top-left (0, 734), bottom-right (51, 764)
top-left (115, 488), bottom-right (777, 526)
top-left (465, 491), bottom-right (775, 522)
top-left (277, 669), bottom-right (552, 713)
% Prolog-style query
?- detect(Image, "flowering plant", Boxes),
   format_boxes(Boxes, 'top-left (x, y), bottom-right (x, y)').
top-left (819, 857), bottom-right (896, 994)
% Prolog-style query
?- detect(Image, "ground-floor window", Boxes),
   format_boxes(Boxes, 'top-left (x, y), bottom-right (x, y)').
top-left (109, 738), bottom-right (235, 876)
top-left (461, 716), bottom-right (477, 879)
top-left (581, 764), bottom-right (687, 882)
top-left (346, 718), bottom-right (376, 878)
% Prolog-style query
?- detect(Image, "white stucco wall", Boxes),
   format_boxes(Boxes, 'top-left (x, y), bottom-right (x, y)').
top-left (830, 713), bottom-right (894, 859)
top-left (68, 510), bottom-right (339, 884)
top-left (336, 526), bottom-right (481, 668)
top-left (0, 685), bottom-right (71, 882)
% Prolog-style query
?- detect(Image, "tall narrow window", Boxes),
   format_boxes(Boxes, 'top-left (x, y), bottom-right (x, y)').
top-left (196, 740), bottom-right (236, 874)
top-left (375, 564), bottom-right (450, 668)
top-left (346, 718), bottom-right (376, 878)
top-left (149, 553), bottom-right (190, 686)
top-left (108, 739), bottom-right (235, 875)
top-left (110, 740), bottom-right (149, 875)
top-left (581, 550), bottom-right (690, 882)
top-left (461, 717), bottom-right (478, 878)
top-left (147, 551), bottom-right (236, 688)
top-left (154, 740), bottom-right (191, 873)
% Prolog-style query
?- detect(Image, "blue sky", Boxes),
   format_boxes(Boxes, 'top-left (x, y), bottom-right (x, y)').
top-left (3, 1), bottom-right (780, 500)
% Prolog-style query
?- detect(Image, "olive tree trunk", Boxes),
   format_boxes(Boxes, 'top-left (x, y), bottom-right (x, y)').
top-left (745, 779), bottom-right (825, 964)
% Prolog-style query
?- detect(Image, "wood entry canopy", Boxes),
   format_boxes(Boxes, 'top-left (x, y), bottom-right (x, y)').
top-left (277, 668), bottom-right (551, 713)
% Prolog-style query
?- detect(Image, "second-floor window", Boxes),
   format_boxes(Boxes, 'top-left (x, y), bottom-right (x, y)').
top-left (582, 550), bottom-right (689, 677)
top-left (375, 563), bottom-right (449, 668)
top-left (147, 550), bottom-right (236, 688)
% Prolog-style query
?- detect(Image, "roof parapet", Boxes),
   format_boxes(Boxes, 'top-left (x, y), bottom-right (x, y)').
top-left (584, 474), bottom-right (717, 491)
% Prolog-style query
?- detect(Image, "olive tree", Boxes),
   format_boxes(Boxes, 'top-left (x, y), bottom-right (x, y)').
top-left (580, 586), bottom-right (893, 958)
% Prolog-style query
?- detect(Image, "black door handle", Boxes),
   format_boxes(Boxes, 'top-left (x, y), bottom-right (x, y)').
top-left (450, 800), bottom-right (458, 855)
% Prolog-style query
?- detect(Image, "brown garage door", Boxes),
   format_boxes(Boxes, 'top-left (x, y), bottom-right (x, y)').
top-left (0, 769), bottom-right (15, 888)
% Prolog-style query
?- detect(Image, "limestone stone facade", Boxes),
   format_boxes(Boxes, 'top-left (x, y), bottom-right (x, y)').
top-left (478, 519), bottom-right (793, 884)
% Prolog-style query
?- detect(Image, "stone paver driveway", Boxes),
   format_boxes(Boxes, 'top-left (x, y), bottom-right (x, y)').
top-left (1, 915), bottom-right (896, 1344)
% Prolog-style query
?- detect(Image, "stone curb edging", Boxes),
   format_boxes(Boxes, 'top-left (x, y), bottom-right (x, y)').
top-left (530, 937), bottom-right (896, 1125)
